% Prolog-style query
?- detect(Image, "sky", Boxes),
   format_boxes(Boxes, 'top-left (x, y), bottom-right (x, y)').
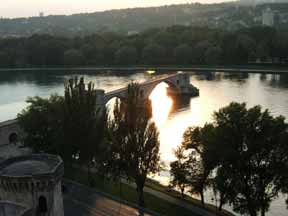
top-left (1, 0), bottom-right (232, 18)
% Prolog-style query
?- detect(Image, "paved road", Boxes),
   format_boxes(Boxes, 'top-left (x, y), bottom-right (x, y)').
top-left (63, 181), bottom-right (154, 216)
top-left (123, 181), bottom-right (219, 216)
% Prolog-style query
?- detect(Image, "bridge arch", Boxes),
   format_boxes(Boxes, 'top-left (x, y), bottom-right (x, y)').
top-left (105, 96), bottom-right (125, 119)
top-left (143, 80), bottom-right (180, 100)
top-left (9, 132), bottom-right (18, 144)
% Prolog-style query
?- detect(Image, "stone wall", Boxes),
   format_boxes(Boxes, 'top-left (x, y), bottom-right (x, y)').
top-left (0, 120), bottom-right (23, 146)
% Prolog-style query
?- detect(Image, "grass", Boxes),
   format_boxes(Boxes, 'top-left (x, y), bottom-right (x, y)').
top-left (145, 179), bottom-right (234, 216)
top-left (65, 166), bottom-right (234, 216)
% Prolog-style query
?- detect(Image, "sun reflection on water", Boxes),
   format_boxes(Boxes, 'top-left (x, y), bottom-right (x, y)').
top-left (149, 82), bottom-right (173, 127)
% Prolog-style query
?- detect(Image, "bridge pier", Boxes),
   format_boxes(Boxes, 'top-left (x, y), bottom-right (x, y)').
top-left (172, 72), bottom-right (199, 96)
top-left (95, 89), bottom-right (106, 114)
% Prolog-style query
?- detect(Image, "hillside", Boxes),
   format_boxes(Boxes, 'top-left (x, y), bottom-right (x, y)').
top-left (0, 2), bottom-right (288, 37)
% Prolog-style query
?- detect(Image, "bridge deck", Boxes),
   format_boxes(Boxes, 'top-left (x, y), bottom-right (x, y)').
top-left (105, 73), bottom-right (178, 98)
top-left (0, 119), bottom-right (18, 128)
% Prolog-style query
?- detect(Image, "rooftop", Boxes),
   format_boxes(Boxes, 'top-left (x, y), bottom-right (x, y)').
top-left (0, 154), bottom-right (63, 178)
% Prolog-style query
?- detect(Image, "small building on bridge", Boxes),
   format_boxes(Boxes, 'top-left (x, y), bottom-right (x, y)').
top-left (0, 120), bottom-right (30, 162)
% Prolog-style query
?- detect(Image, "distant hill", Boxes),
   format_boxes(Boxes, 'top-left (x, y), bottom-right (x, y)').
top-left (0, 2), bottom-right (287, 38)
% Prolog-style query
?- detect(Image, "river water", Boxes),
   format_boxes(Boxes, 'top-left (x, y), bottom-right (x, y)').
top-left (0, 70), bottom-right (287, 215)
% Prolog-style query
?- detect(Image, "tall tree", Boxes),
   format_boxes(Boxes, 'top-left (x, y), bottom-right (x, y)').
top-left (170, 146), bottom-right (190, 199)
top-left (106, 83), bottom-right (160, 206)
top-left (64, 77), bottom-right (106, 166)
top-left (181, 124), bottom-right (217, 205)
top-left (213, 103), bottom-right (288, 216)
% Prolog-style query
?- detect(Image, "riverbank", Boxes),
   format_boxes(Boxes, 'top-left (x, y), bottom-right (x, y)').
top-left (65, 166), bottom-right (234, 216)
top-left (1, 65), bottom-right (288, 74)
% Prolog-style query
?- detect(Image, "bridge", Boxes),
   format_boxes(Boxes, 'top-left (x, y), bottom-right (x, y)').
top-left (96, 72), bottom-right (199, 107)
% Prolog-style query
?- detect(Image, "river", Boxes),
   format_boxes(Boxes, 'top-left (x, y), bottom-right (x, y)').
top-left (0, 70), bottom-right (287, 215)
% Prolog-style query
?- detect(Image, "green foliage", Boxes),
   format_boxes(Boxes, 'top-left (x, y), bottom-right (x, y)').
top-left (64, 49), bottom-right (85, 66)
top-left (18, 95), bottom-right (64, 154)
top-left (114, 46), bottom-right (138, 65)
top-left (173, 44), bottom-right (192, 64)
top-left (171, 102), bottom-right (288, 216)
top-left (0, 25), bottom-right (287, 68)
top-left (104, 82), bottom-right (160, 206)
top-left (18, 77), bottom-right (106, 166)
top-left (170, 146), bottom-right (190, 198)
top-left (212, 103), bottom-right (288, 216)
top-left (181, 124), bottom-right (218, 205)
top-left (205, 46), bottom-right (223, 65)
top-left (142, 43), bottom-right (165, 65)
top-left (63, 77), bottom-right (106, 164)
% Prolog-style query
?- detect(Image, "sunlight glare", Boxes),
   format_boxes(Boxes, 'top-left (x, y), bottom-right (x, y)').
top-left (149, 83), bottom-right (173, 127)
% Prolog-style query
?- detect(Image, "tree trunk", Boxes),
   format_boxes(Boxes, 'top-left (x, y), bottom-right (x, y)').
top-left (136, 178), bottom-right (145, 207)
top-left (87, 163), bottom-right (94, 187)
top-left (261, 207), bottom-right (266, 216)
top-left (137, 187), bottom-right (144, 207)
top-left (181, 188), bottom-right (185, 199)
top-left (200, 191), bottom-right (205, 205)
top-left (218, 201), bottom-right (223, 211)
top-left (248, 207), bottom-right (257, 216)
top-left (218, 193), bottom-right (224, 211)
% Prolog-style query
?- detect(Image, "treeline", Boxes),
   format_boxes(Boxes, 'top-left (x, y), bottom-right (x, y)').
top-left (1, 25), bottom-right (288, 68)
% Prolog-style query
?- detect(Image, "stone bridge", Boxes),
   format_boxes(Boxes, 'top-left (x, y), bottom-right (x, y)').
top-left (95, 72), bottom-right (199, 107)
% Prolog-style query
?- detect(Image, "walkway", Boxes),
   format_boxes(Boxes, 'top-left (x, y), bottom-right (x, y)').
top-left (63, 180), bottom-right (155, 216)
top-left (1, 66), bottom-right (288, 74)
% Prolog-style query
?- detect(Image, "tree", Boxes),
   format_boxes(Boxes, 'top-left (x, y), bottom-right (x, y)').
top-left (63, 77), bottom-right (106, 166)
top-left (176, 102), bottom-right (288, 215)
top-left (106, 83), bottom-right (160, 206)
top-left (170, 146), bottom-right (190, 199)
top-left (173, 44), bottom-right (192, 65)
top-left (193, 40), bottom-right (212, 64)
top-left (18, 95), bottom-right (65, 154)
top-left (204, 46), bottom-right (222, 65)
top-left (18, 77), bottom-right (106, 171)
top-left (0, 51), bottom-right (10, 67)
top-left (213, 103), bottom-right (288, 216)
top-left (212, 167), bottom-right (237, 211)
top-left (142, 43), bottom-right (165, 65)
top-left (64, 49), bottom-right (85, 66)
top-left (181, 124), bottom-right (218, 205)
top-left (114, 46), bottom-right (138, 65)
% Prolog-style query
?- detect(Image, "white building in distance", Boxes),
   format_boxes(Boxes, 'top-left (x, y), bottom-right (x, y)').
top-left (262, 7), bottom-right (274, 26)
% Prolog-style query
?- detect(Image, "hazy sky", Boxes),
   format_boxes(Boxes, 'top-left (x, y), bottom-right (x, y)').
top-left (1, 0), bottom-right (232, 18)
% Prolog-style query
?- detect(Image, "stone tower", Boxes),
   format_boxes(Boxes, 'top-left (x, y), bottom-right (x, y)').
top-left (0, 154), bottom-right (64, 216)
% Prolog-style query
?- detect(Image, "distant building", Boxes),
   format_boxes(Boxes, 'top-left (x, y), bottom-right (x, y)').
top-left (262, 7), bottom-right (274, 26)
top-left (39, 12), bottom-right (44, 17)
top-left (127, 30), bottom-right (139, 36)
